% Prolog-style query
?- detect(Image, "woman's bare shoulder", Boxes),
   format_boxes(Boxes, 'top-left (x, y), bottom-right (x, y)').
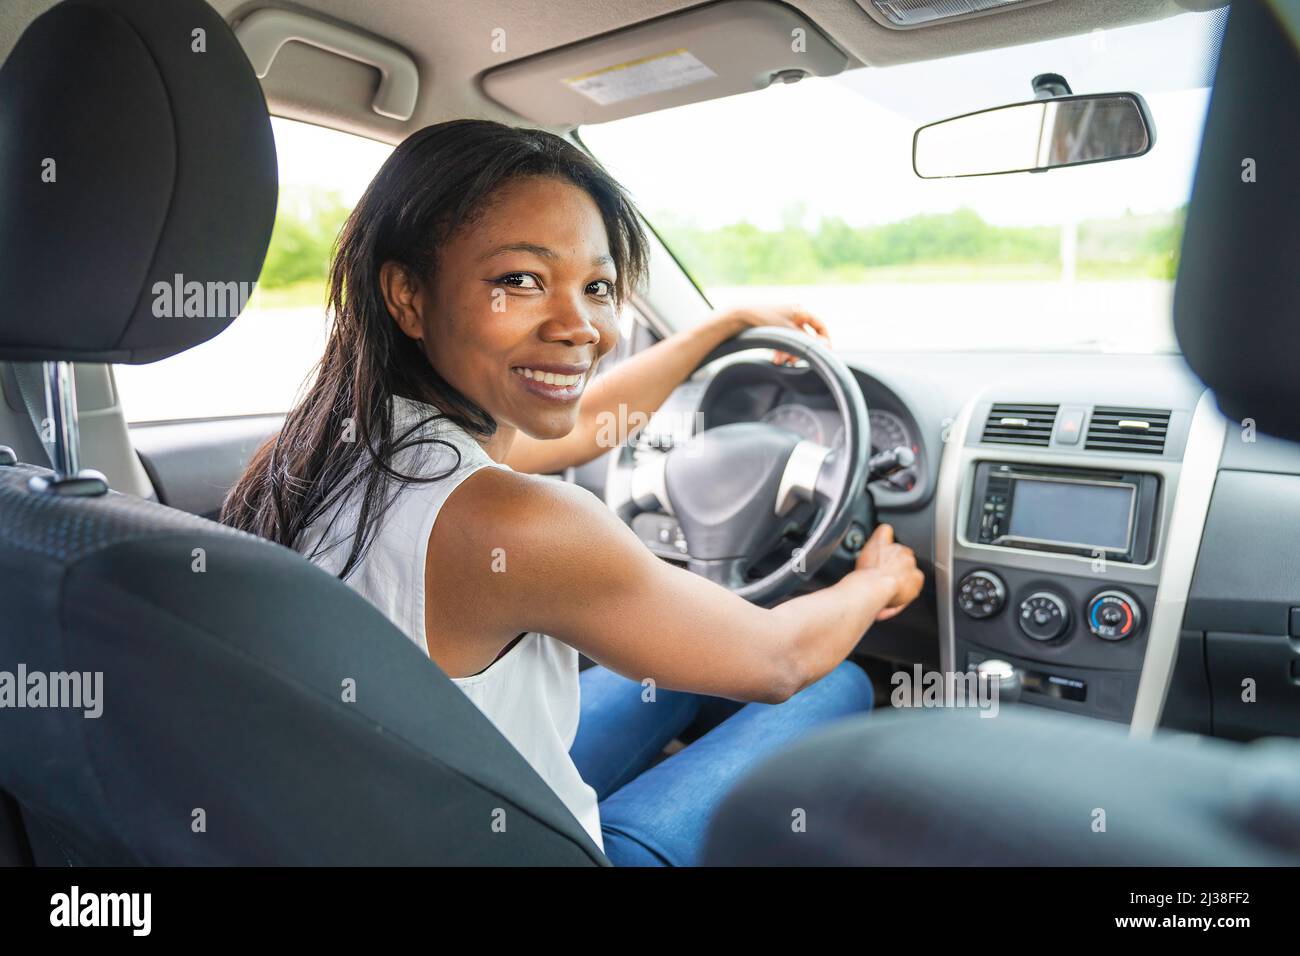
top-left (430, 461), bottom-right (655, 600)
top-left (430, 464), bottom-right (626, 557)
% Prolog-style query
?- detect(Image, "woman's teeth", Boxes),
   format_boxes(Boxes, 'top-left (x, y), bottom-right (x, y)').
top-left (513, 367), bottom-right (584, 386)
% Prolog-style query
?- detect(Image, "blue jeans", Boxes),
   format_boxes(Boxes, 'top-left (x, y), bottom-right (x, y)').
top-left (569, 661), bottom-right (875, 866)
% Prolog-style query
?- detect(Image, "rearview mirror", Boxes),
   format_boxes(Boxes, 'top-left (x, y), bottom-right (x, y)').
top-left (913, 93), bottom-right (1154, 179)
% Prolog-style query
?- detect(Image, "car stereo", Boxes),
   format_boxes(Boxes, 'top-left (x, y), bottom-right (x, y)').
top-left (967, 462), bottom-right (1159, 564)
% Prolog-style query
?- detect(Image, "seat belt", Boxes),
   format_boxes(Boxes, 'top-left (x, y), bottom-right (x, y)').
top-left (10, 361), bottom-right (55, 467)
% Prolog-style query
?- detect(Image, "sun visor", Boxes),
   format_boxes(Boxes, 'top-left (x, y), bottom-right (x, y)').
top-left (481, 0), bottom-right (849, 128)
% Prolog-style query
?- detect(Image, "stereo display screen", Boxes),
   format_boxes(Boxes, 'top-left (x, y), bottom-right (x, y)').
top-left (1005, 478), bottom-right (1134, 552)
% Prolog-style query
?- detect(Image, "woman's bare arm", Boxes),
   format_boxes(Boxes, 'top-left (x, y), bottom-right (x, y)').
top-left (424, 466), bottom-right (920, 702)
top-left (503, 306), bottom-right (828, 475)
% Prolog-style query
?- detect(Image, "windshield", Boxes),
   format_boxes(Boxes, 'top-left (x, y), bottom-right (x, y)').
top-left (580, 10), bottom-right (1227, 354)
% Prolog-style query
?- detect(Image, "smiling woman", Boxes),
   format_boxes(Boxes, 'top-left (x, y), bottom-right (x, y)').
top-left (221, 120), bottom-right (648, 570)
top-left (374, 174), bottom-right (632, 457)
top-left (218, 118), bottom-right (920, 865)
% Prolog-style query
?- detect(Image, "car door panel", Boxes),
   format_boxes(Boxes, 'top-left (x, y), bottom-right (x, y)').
top-left (131, 415), bottom-right (280, 519)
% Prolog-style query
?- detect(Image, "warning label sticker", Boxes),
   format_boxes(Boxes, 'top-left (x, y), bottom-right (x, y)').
top-left (563, 49), bottom-right (716, 107)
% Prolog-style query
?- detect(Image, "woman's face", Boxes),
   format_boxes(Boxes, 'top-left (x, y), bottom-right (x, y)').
top-left (383, 175), bottom-right (620, 442)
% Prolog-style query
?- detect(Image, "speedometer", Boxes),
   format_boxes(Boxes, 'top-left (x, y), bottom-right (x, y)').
top-left (762, 403), bottom-right (824, 443)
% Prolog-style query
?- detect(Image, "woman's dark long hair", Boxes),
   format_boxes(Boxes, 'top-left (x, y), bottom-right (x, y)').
top-left (220, 120), bottom-right (649, 578)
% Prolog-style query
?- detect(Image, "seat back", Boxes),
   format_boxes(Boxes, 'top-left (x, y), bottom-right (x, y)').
top-left (1173, 0), bottom-right (1300, 439)
top-left (0, 790), bottom-right (34, 866)
top-left (0, 0), bottom-right (606, 865)
top-left (0, 460), bottom-right (603, 864)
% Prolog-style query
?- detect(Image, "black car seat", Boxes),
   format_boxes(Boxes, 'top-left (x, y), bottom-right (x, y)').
top-left (0, 0), bottom-right (605, 866)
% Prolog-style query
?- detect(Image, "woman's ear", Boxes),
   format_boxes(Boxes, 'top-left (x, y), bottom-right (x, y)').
top-left (379, 261), bottom-right (425, 341)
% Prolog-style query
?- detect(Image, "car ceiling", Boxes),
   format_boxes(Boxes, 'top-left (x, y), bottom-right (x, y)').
top-left (1, 0), bottom-right (1223, 144)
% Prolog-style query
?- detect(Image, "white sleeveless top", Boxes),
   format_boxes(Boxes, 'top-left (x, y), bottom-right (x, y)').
top-left (296, 396), bottom-right (603, 850)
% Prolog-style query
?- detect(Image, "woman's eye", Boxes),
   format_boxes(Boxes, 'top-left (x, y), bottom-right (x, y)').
top-left (587, 279), bottom-right (614, 298)
top-left (493, 273), bottom-right (541, 290)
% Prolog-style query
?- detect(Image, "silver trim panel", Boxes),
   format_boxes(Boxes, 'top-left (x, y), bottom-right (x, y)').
top-left (775, 440), bottom-right (832, 516)
top-left (1129, 390), bottom-right (1225, 737)
top-left (933, 400), bottom-right (977, 677)
top-left (629, 449), bottom-right (673, 516)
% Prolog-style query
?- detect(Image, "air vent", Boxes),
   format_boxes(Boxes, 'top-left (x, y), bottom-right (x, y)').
top-left (981, 403), bottom-right (1058, 447)
top-left (1085, 407), bottom-right (1171, 455)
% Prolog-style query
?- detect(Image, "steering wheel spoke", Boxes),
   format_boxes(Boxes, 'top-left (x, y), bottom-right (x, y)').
top-left (686, 555), bottom-right (750, 590)
top-left (627, 448), bottom-right (672, 516)
top-left (774, 439), bottom-right (833, 517)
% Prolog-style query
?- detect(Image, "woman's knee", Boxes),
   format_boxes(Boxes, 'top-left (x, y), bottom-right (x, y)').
top-left (599, 827), bottom-right (672, 867)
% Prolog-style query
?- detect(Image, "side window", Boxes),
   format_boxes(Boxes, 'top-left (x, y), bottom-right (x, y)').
top-left (113, 118), bottom-right (392, 422)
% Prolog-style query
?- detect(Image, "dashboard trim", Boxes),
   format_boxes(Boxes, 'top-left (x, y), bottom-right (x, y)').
top-left (1129, 390), bottom-right (1225, 738)
top-left (933, 398), bottom-right (977, 678)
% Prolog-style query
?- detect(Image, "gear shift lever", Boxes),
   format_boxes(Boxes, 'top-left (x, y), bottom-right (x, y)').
top-left (976, 658), bottom-right (1022, 704)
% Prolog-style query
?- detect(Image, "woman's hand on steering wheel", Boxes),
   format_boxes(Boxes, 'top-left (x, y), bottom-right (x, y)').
top-left (713, 304), bottom-right (831, 367)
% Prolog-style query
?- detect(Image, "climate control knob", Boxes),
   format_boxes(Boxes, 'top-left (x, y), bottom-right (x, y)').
top-left (1087, 590), bottom-right (1142, 641)
top-left (957, 570), bottom-right (1006, 619)
top-left (1018, 591), bottom-right (1070, 641)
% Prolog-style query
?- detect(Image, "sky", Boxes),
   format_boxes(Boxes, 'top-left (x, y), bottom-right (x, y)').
top-left (269, 116), bottom-right (393, 204)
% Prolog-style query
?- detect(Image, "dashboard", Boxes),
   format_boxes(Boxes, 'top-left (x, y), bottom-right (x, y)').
top-left (746, 403), bottom-right (917, 493)
top-left (606, 347), bottom-right (1300, 742)
top-left (695, 360), bottom-right (929, 502)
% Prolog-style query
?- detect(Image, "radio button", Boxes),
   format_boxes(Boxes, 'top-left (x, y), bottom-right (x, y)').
top-left (1018, 591), bottom-right (1071, 641)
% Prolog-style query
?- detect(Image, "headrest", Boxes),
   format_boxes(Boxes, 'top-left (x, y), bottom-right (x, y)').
top-left (1173, 0), bottom-right (1300, 440)
top-left (0, 0), bottom-right (277, 364)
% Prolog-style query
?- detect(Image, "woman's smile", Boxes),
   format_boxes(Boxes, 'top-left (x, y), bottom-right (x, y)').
top-left (510, 362), bottom-right (592, 403)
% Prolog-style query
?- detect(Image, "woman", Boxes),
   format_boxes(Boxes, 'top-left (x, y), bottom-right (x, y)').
top-left (222, 119), bottom-right (923, 866)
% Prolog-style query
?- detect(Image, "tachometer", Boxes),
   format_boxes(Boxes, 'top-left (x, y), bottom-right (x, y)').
top-left (762, 403), bottom-right (824, 443)
top-left (869, 410), bottom-right (919, 491)
top-left (870, 410), bottom-right (910, 454)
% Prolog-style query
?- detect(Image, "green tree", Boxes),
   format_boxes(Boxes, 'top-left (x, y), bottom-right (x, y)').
top-left (653, 206), bottom-right (1178, 286)
top-left (259, 186), bottom-right (351, 288)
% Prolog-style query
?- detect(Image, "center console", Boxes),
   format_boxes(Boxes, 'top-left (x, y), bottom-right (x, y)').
top-left (935, 383), bottom-right (1225, 732)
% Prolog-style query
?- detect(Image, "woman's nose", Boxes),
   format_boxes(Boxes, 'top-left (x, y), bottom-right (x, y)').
top-left (540, 301), bottom-right (603, 347)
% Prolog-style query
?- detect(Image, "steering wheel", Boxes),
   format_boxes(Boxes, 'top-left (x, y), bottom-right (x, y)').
top-left (626, 327), bottom-right (872, 604)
